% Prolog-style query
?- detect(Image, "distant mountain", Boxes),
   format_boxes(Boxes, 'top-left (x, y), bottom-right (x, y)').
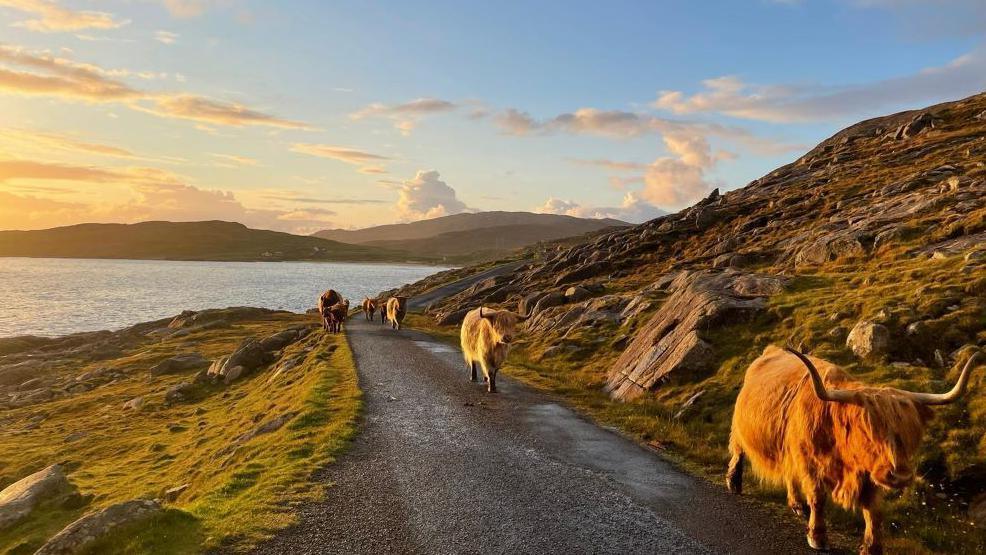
top-left (0, 221), bottom-right (410, 262)
top-left (313, 211), bottom-right (630, 262)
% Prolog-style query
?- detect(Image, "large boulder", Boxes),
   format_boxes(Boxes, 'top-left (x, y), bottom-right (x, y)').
top-left (207, 338), bottom-right (273, 384)
top-left (0, 464), bottom-right (72, 530)
top-left (846, 320), bottom-right (890, 359)
top-left (149, 353), bottom-right (208, 377)
top-left (259, 327), bottom-right (309, 352)
top-left (604, 270), bottom-right (786, 401)
top-left (35, 499), bottom-right (162, 555)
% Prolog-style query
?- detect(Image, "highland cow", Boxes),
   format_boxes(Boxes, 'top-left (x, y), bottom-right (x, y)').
top-left (727, 345), bottom-right (982, 554)
top-left (459, 306), bottom-right (529, 393)
top-left (386, 296), bottom-right (408, 330)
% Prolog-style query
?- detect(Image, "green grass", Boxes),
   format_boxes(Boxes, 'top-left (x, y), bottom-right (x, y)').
top-left (0, 312), bottom-right (361, 553)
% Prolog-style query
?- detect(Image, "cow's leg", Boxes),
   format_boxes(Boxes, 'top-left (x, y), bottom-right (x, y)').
top-left (787, 479), bottom-right (807, 520)
top-left (804, 482), bottom-right (829, 551)
top-left (488, 367), bottom-right (498, 393)
top-left (479, 361), bottom-right (491, 386)
top-left (469, 360), bottom-right (478, 382)
top-left (860, 478), bottom-right (884, 555)
top-left (726, 441), bottom-right (744, 494)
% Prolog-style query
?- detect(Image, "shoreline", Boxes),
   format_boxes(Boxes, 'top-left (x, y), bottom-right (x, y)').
top-left (0, 254), bottom-right (455, 268)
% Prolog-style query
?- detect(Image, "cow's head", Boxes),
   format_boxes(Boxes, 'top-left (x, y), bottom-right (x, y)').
top-left (786, 347), bottom-right (982, 491)
top-left (479, 306), bottom-right (531, 345)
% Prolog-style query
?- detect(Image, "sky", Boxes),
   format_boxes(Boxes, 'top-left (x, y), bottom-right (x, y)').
top-left (0, 0), bottom-right (984, 234)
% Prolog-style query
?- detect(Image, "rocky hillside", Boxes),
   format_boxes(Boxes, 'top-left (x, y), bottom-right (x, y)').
top-left (0, 308), bottom-right (359, 553)
top-left (392, 92), bottom-right (986, 552)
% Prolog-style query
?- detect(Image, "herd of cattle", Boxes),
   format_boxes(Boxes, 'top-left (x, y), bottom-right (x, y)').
top-left (313, 287), bottom-right (982, 554)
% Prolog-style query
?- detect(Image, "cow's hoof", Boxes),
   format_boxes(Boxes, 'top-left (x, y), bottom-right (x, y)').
top-left (806, 532), bottom-right (829, 551)
top-left (487, 386), bottom-right (497, 393)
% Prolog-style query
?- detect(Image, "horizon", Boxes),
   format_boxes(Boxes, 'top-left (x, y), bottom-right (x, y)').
top-left (1, 0), bottom-right (985, 233)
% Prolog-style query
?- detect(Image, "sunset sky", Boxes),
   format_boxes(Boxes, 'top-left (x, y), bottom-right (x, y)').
top-left (1, 0), bottom-right (983, 233)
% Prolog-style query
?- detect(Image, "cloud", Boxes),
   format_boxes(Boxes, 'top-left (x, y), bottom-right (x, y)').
top-left (155, 30), bottom-right (179, 44)
top-left (569, 158), bottom-right (648, 172)
top-left (493, 105), bottom-right (801, 154)
top-left (357, 166), bottom-right (387, 175)
top-left (290, 143), bottom-right (390, 165)
top-left (0, 127), bottom-right (135, 158)
top-left (261, 193), bottom-right (389, 205)
top-left (0, 44), bottom-right (312, 129)
top-left (0, 0), bottom-right (128, 32)
top-left (652, 48), bottom-right (986, 123)
top-left (535, 191), bottom-right (665, 224)
top-left (210, 153), bottom-right (259, 167)
top-left (351, 97), bottom-right (457, 135)
top-left (136, 94), bottom-right (312, 129)
top-left (0, 158), bottom-right (335, 233)
top-left (395, 170), bottom-right (467, 221)
top-left (161, 0), bottom-right (226, 18)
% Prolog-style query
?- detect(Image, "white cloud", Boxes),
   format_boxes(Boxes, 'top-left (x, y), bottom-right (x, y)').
top-left (155, 30), bottom-right (179, 45)
top-left (0, 0), bottom-right (128, 32)
top-left (351, 97), bottom-right (457, 135)
top-left (653, 47), bottom-right (986, 123)
top-left (290, 143), bottom-right (390, 165)
top-left (395, 170), bottom-right (467, 221)
top-left (535, 192), bottom-right (665, 224)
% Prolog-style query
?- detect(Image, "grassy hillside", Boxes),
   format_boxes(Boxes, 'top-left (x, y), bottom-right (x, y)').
top-left (362, 222), bottom-right (627, 264)
top-left (0, 221), bottom-right (415, 263)
top-left (389, 92), bottom-right (986, 553)
top-left (0, 309), bottom-right (360, 553)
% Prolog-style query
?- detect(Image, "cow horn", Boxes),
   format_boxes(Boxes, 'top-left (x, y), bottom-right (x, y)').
top-left (901, 350), bottom-right (982, 406)
top-left (784, 346), bottom-right (857, 403)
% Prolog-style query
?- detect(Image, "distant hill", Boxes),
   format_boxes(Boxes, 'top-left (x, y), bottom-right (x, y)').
top-left (0, 221), bottom-right (410, 262)
top-left (313, 211), bottom-right (630, 262)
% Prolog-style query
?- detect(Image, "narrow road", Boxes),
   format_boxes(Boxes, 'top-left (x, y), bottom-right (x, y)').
top-left (254, 317), bottom-right (814, 554)
top-left (407, 259), bottom-right (529, 311)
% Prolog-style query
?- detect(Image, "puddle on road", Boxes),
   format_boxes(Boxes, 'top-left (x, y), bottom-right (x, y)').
top-left (412, 340), bottom-right (458, 355)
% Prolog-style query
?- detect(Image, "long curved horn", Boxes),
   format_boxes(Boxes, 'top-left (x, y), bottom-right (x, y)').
top-left (902, 351), bottom-right (982, 405)
top-left (784, 346), bottom-right (857, 403)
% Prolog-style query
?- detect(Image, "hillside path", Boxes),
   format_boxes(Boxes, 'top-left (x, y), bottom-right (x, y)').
top-left (253, 315), bottom-right (816, 554)
top-left (407, 259), bottom-right (529, 311)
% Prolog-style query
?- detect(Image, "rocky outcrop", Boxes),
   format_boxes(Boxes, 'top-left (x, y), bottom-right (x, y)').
top-left (207, 338), bottom-right (274, 384)
top-left (35, 499), bottom-right (162, 555)
top-left (149, 353), bottom-right (208, 377)
top-left (846, 320), bottom-right (890, 360)
top-left (604, 270), bottom-right (787, 401)
top-left (0, 464), bottom-right (72, 530)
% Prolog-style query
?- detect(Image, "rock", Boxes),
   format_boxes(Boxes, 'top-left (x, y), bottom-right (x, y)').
top-left (532, 292), bottom-right (565, 315)
top-left (540, 344), bottom-right (577, 359)
top-left (207, 338), bottom-right (273, 384)
top-left (123, 396), bottom-right (145, 411)
top-left (605, 270), bottom-right (784, 401)
top-left (163, 484), bottom-right (189, 503)
top-left (846, 320), bottom-right (890, 359)
top-left (674, 390), bottom-right (705, 420)
top-left (435, 308), bottom-right (470, 326)
top-left (934, 349), bottom-right (947, 368)
top-left (906, 321), bottom-right (929, 336)
top-left (553, 261), bottom-right (610, 287)
top-left (35, 499), bottom-right (162, 555)
top-left (260, 327), bottom-right (308, 352)
top-left (237, 411), bottom-right (299, 443)
top-left (149, 353), bottom-right (208, 377)
top-left (518, 292), bottom-right (546, 316)
top-left (564, 286), bottom-right (592, 303)
top-left (0, 464), bottom-right (72, 530)
top-left (164, 382), bottom-right (194, 403)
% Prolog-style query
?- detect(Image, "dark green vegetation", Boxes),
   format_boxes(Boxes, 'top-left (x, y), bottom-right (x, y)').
top-left (396, 92), bottom-right (986, 553)
top-left (0, 309), bottom-right (361, 553)
top-left (0, 220), bottom-right (408, 263)
top-left (314, 211), bottom-right (630, 264)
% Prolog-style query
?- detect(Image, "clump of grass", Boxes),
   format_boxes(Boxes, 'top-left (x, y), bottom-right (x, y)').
top-left (0, 312), bottom-right (361, 553)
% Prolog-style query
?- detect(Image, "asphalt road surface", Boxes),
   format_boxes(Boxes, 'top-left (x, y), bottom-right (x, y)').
top-left (253, 316), bottom-right (816, 554)
top-left (407, 260), bottom-right (529, 311)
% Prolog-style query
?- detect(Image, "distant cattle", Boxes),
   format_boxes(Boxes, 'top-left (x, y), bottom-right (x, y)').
top-left (361, 297), bottom-right (376, 321)
top-left (318, 289), bottom-right (341, 318)
top-left (728, 345), bottom-right (982, 554)
top-left (459, 306), bottom-right (529, 393)
top-left (324, 300), bottom-right (350, 334)
top-left (386, 296), bottom-right (408, 330)
top-left (379, 300), bottom-right (387, 323)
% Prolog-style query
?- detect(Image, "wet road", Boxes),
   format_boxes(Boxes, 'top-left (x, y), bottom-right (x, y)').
top-left (253, 316), bottom-right (814, 554)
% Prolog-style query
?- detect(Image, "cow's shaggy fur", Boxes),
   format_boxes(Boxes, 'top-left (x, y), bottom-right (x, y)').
top-left (459, 307), bottom-right (525, 393)
top-left (386, 296), bottom-right (408, 330)
top-left (361, 297), bottom-right (376, 321)
top-left (728, 345), bottom-right (980, 554)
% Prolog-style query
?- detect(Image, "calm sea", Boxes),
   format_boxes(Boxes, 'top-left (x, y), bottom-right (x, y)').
top-left (0, 258), bottom-right (446, 337)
